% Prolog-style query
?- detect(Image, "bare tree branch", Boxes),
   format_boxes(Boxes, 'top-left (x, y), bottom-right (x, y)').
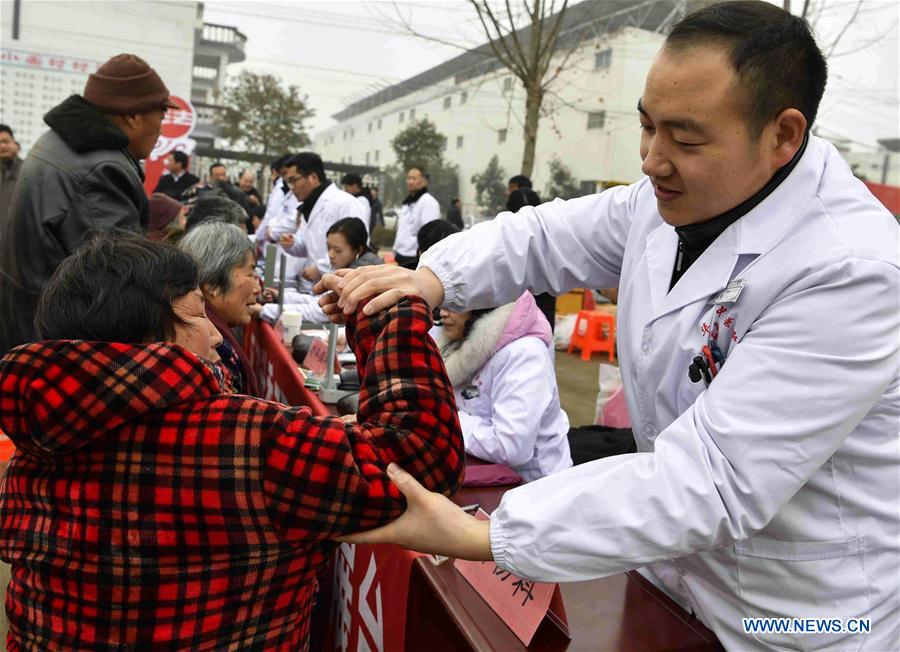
top-left (826, 0), bottom-right (863, 57)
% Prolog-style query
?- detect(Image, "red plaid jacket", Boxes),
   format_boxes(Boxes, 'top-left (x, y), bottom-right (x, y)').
top-left (0, 297), bottom-right (463, 650)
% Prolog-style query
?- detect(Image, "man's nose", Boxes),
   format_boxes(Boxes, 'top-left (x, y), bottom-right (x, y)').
top-left (641, 139), bottom-right (674, 179)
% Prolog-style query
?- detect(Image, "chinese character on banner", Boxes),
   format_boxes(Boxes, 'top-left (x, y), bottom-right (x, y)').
top-left (72, 61), bottom-right (89, 73)
top-left (48, 58), bottom-right (65, 70)
top-left (25, 54), bottom-right (42, 67)
top-left (144, 96), bottom-right (198, 195)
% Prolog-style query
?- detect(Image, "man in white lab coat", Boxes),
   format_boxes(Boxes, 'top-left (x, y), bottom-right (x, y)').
top-left (317, 2), bottom-right (899, 650)
top-left (280, 152), bottom-right (367, 287)
top-left (392, 166), bottom-right (441, 269)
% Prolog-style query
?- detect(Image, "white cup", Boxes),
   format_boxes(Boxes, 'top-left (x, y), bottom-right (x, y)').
top-left (281, 311), bottom-right (303, 345)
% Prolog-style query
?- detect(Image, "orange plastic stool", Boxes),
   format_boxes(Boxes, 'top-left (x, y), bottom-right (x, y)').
top-left (0, 430), bottom-right (15, 465)
top-left (382, 251), bottom-right (397, 265)
top-left (568, 310), bottom-right (616, 362)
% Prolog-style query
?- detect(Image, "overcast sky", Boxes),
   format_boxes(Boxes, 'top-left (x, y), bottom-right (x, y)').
top-left (202, 0), bottom-right (899, 152)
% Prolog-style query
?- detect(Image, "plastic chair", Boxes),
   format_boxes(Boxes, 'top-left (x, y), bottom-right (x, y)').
top-left (568, 310), bottom-right (616, 362)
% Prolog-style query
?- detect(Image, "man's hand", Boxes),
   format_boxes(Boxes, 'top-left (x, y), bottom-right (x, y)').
top-left (302, 265), bottom-right (322, 282)
top-left (280, 233), bottom-right (295, 248)
top-left (313, 265), bottom-right (444, 324)
top-left (248, 195), bottom-right (260, 206)
top-left (336, 463), bottom-right (493, 562)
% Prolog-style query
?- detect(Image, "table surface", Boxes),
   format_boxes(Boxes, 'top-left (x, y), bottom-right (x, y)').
top-left (412, 483), bottom-right (723, 651)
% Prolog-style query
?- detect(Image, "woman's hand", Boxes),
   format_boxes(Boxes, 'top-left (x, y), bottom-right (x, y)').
top-left (314, 266), bottom-right (445, 324)
top-left (302, 265), bottom-right (322, 282)
top-left (336, 463), bottom-right (493, 562)
top-left (280, 233), bottom-right (295, 248)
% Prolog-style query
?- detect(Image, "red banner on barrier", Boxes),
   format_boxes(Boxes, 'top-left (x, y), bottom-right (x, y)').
top-left (242, 320), bottom-right (329, 416)
top-left (331, 543), bottom-right (424, 652)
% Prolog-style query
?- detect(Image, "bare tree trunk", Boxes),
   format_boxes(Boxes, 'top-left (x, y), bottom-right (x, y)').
top-left (522, 85), bottom-right (543, 178)
top-left (782, 0), bottom-right (791, 12)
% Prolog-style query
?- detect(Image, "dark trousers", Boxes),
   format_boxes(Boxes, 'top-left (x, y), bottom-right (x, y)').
top-left (394, 252), bottom-right (418, 269)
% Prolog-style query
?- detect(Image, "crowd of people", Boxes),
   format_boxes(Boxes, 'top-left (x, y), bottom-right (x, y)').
top-left (0, 1), bottom-right (897, 650)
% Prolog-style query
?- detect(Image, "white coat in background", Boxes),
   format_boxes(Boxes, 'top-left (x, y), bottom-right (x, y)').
top-left (419, 136), bottom-right (900, 651)
top-left (393, 191), bottom-right (440, 256)
top-left (256, 181), bottom-right (304, 281)
top-left (436, 292), bottom-right (572, 482)
top-left (353, 194), bottom-right (372, 238)
top-left (285, 183), bottom-right (367, 276)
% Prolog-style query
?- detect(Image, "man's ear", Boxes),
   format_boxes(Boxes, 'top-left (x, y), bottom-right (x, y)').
top-left (770, 108), bottom-right (807, 168)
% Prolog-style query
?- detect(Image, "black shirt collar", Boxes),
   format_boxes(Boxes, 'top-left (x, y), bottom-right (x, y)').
top-left (299, 180), bottom-right (330, 220)
top-left (669, 131), bottom-right (809, 290)
top-left (403, 187), bottom-right (428, 205)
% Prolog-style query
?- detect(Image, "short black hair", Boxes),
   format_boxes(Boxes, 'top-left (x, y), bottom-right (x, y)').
top-left (185, 193), bottom-right (247, 232)
top-left (506, 188), bottom-right (541, 213)
top-left (408, 166), bottom-right (429, 181)
top-left (35, 231), bottom-right (197, 343)
top-left (508, 174), bottom-right (532, 189)
top-left (171, 151), bottom-right (189, 168)
top-left (0, 124), bottom-right (13, 138)
top-left (417, 219), bottom-right (460, 254)
top-left (285, 152), bottom-right (326, 183)
top-left (341, 173), bottom-right (363, 187)
top-left (665, 0), bottom-right (827, 136)
top-left (271, 154), bottom-right (291, 172)
top-left (327, 217), bottom-right (370, 255)
top-left (209, 162), bottom-right (226, 174)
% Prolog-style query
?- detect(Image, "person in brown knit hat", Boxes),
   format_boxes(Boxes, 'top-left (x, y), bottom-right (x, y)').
top-left (147, 192), bottom-right (187, 242)
top-left (0, 53), bottom-right (178, 354)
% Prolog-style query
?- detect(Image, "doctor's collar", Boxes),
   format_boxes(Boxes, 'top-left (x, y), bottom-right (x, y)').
top-left (669, 130), bottom-right (809, 290)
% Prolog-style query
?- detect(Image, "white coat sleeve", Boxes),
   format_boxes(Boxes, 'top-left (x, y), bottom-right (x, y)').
top-left (458, 340), bottom-right (552, 469)
top-left (490, 257), bottom-right (900, 582)
top-left (418, 184), bottom-right (637, 312)
top-left (285, 224), bottom-right (308, 258)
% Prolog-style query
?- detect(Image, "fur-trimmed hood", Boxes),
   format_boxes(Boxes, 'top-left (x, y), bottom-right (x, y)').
top-left (436, 292), bottom-right (551, 387)
top-left (43, 95), bottom-right (131, 155)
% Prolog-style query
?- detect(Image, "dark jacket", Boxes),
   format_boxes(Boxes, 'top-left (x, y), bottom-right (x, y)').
top-left (0, 298), bottom-right (463, 650)
top-left (0, 95), bottom-right (148, 354)
top-left (0, 156), bottom-right (24, 229)
top-left (446, 204), bottom-right (463, 229)
top-left (153, 170), bottom-right (199, 200)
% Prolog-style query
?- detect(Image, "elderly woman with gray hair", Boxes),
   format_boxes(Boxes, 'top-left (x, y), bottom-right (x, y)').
top-left (180, 222), bottom-right (261, 396)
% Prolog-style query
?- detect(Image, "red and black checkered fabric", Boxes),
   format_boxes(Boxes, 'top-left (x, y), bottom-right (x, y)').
top-left (0, 297), bottom-right (462, 650)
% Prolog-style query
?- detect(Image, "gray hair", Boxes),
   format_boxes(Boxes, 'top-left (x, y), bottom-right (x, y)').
top-left (179, 222), bottom-right (253, 294)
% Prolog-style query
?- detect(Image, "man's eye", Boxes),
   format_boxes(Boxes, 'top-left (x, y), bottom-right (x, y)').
top-left (640, 124), bottom-right (655, 133)
top-left (676, 141), bottom-right (703, 148)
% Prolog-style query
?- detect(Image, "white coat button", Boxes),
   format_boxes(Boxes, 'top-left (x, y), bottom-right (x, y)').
top-left (642, 342), bottom-right (650, 353)
top-left (643, 425), bottom-right (653, 436)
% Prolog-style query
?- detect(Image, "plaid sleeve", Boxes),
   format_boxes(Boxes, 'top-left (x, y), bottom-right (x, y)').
top-left (263, 296), bottom-right (464, 542)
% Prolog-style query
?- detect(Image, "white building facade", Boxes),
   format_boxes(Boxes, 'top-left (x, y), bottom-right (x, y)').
top-left (0, 0), bottom-right (244, 156)
top-left (314, 1), bottom-right (682, 212)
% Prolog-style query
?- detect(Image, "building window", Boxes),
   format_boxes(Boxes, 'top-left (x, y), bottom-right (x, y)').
top-left (503, 77), bottom-right (513, 93)
top-left (350, 128), bottom-right (355, 137)
top-left (368, 122), bottom-right (372, 132)
top-left (498, 128), bottom-right (507, 144)
top-left (377, 118), bottom-right (382, 129)
top-left (460, 91), bottom-right (468, 104)
top-left (399, 111), bottom-right (405, 122)
top-left (375, 150), bottom-right (380, 162)
top-left (410, 108), bottom-right (416, 120)
top-left (595, 49), bottom-right (612, 70)
top-left (456, 135), bottom-right (464, 149)
top-left (587, 111), bottom-right (606, 130)
top-left (443, 96), bottom-right (451, 109)
top-left (366, 151), bottom-right (370, 164)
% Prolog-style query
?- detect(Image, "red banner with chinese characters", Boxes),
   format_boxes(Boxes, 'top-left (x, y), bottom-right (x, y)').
top-left (331, 543), bottom-right (424, 652)
top-left (143, 95), bottom-right (197, 196)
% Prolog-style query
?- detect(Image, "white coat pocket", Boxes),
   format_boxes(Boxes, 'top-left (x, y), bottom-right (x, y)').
top-left (735, 535), bottom-right (870, 651)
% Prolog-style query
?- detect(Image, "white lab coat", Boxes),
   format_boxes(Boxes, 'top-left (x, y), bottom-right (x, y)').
top-left (436, 294), bottom-right (572, 482)
top-left (419, 136), bottom-right (900, 650)
top-left (256, 181), bottom-right (304, 281)
top-left (353, 194), bottom-right (372, 238)
top-left (393, 191), bottom-right (441, 256)
top-left (285, 183), bottom-right (367, 275)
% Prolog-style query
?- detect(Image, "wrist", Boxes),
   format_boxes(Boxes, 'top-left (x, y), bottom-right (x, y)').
top-left (417, 267), bottom-right (445, 310)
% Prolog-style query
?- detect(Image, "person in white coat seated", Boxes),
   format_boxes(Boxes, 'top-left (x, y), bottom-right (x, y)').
top-left (280, 152), bottom-right (368, 290)
top-left (317, 3), bottom-right (900, 650)
top-left (392, 166), bottom-right (440, 269)
top-left (437, 292), bottom-right (572, 481)
top-left (263, 217), bottom-right (381, 325)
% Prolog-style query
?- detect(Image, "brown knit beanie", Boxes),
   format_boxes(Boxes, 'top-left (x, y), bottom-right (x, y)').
top-left (83, 54), bottom-right (178, 114)
top-left (147, 193), bottom-right (184, 237)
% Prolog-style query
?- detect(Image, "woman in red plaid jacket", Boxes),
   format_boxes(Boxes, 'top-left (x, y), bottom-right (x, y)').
top-left (0, 233), bottom-right (464, 650)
